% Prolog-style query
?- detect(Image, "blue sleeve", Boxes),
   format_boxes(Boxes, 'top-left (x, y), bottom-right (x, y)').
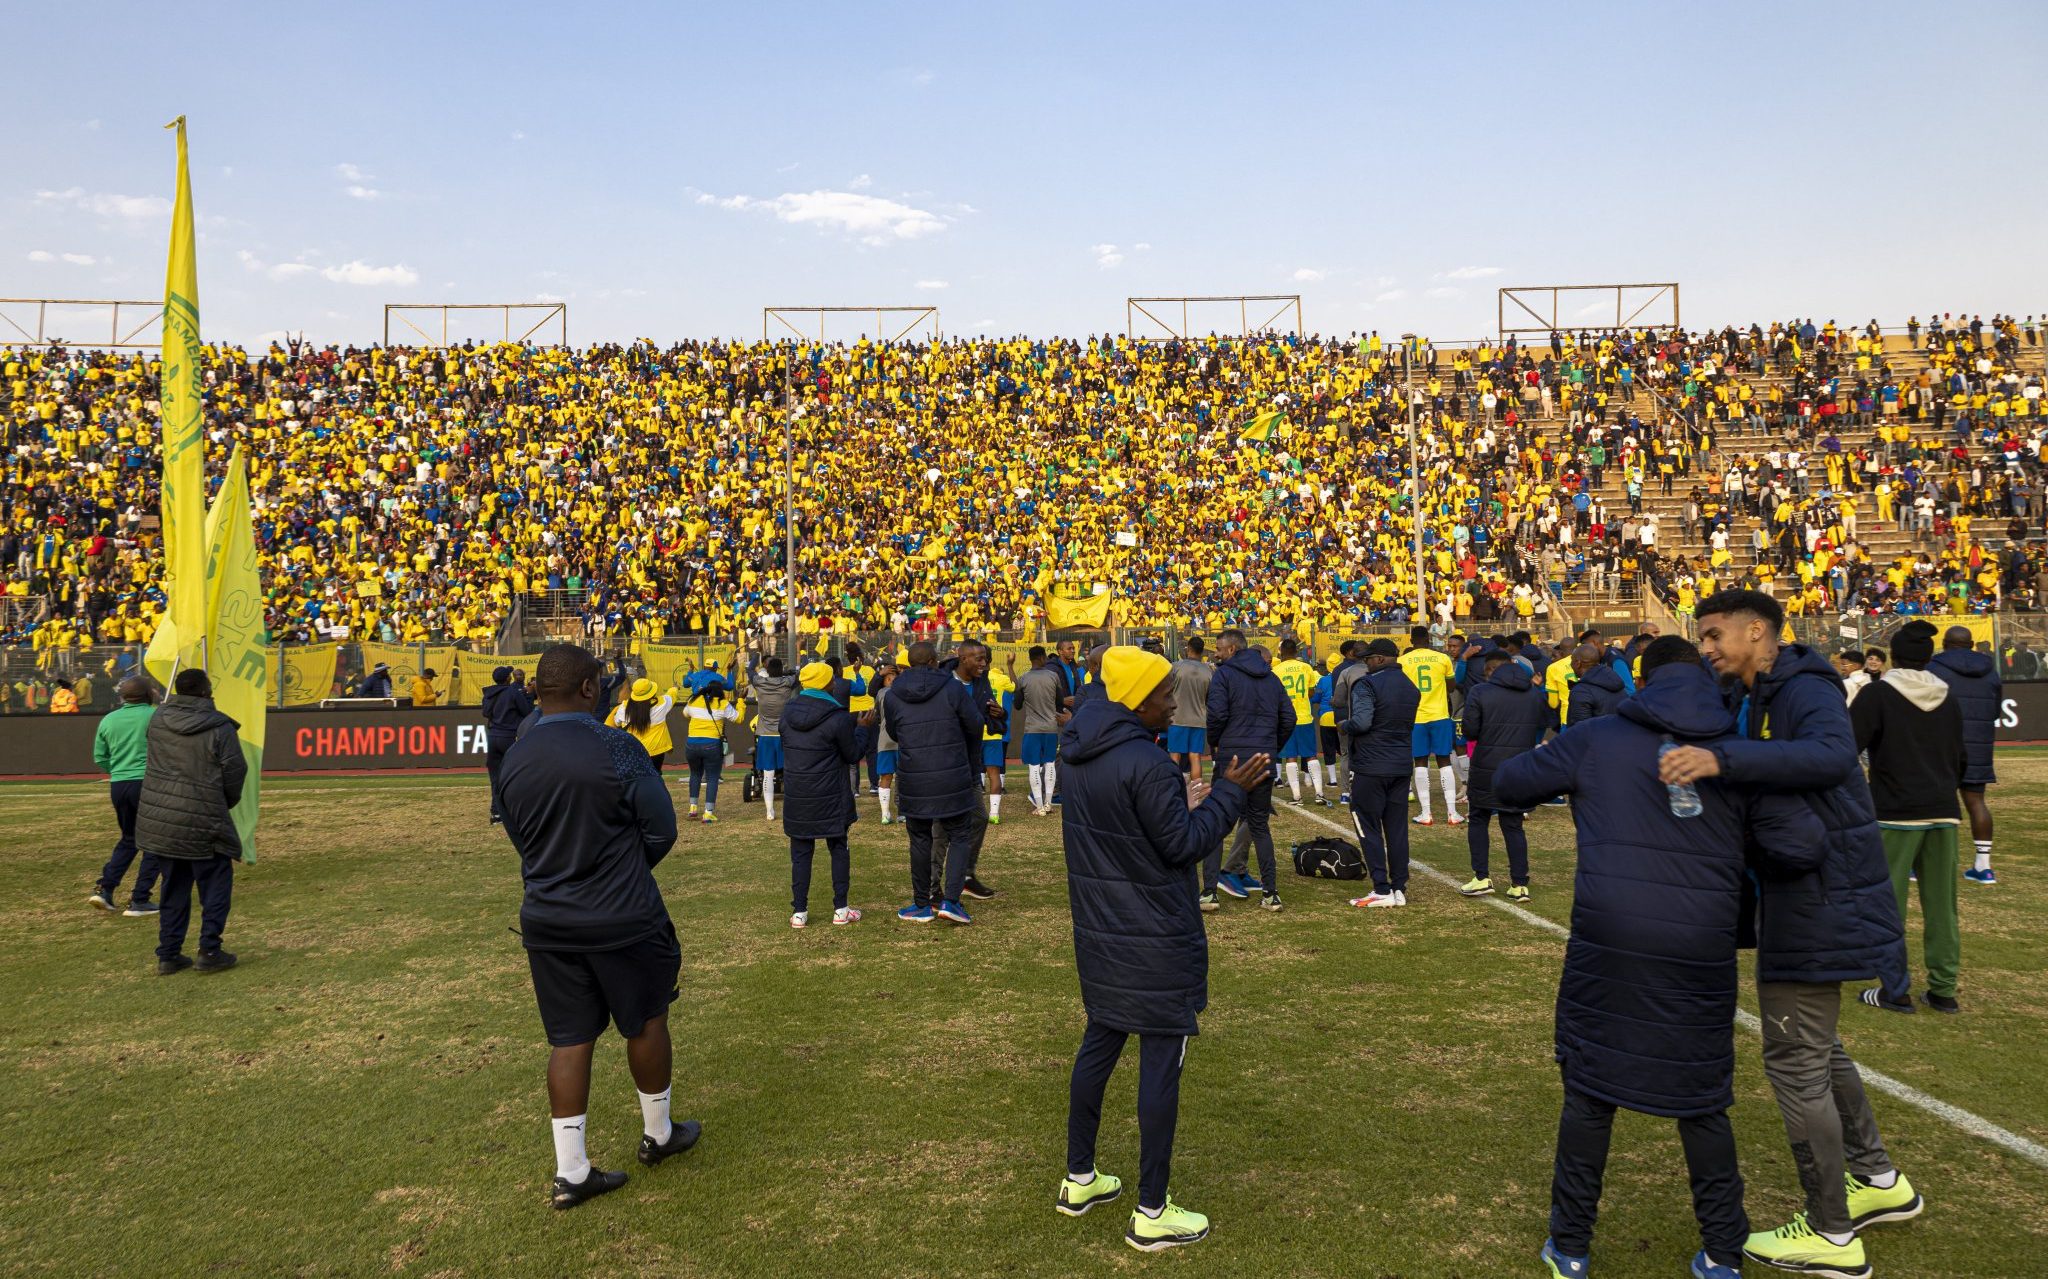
top-left (1131, 755), bottom-right (1247, 870)
top-left (1716, 679), bottom-right (1858, 792)
top-left (1494, 725), bottom-right (1586, 808)
top-left (1342, 678), bottom-right (1377, 737)
top-left (1611, 656), bottom-right (1636, 694)
top-left (955, 684), bottom-right (982, 760)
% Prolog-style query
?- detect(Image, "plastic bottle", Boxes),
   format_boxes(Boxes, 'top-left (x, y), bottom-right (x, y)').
top-left (1659, 736), bottom-right (1703, 818)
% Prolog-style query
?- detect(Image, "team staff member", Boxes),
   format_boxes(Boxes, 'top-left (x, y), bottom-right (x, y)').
top-left (1328, 641), bottom-right (1369, 802)
top-left (88, 676), bottom-right (161, 916)
top-left (1272, 638), bottom-right (1326, 805)
top-left (1167, 637), bottom-right (1212, 776)
top-left (1311, 652), bottom-right (1343, 797)
top-left (1496, 637), bottom-right (1824, 1279)
top-left (1013, 647), bottom-right (1066, 816)
top-left (1927, 626), bottom-right (2002, 884)
top-left (135, 668), bottom-right (246, 975)
top-left (780, 661), bottom-right (864, 928)
top-left (1202, 630), bottom-right (1292, 911)
top-left (482, 667), bottom-right (534, 825)
top-left (885, 641), bottom-right (985, 924)
top-left (1054, 645), bottom-right (1268, 1252)
top-left (1661, 591), bottom-right (1916, 1277)
top-left (1563, 644), bottom-right (1627, 727)
top-left (749, 657), bottom-right (798, 822)
top-left (953, 640), bottom-right (1004, 896)
top-left (1401, 626), bottom-right (1461, 825)
top-left (499, 644), bottom-right (698, 1210)
top-left (1457, 651), bottom-right (1548, 903)
top-left (410, 667), bottom-right (440, 707)
top-left (1344, 639), bottom-right (1419, 909)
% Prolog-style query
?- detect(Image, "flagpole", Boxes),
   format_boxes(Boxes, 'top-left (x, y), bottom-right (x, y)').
top-left (1403, 332), bottom-right (1425, 620)
top-left (783, 347), bottom-right (797, 668)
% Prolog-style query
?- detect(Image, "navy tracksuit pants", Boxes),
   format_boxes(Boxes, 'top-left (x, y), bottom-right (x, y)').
top-left (96, 779), bottom-right (161, 904)
top-left (790, 835), bottom-right (851, 914)
top-left (1550, 1083), bottom-right (1748, 1260)
top-left (156, 854), bottom-right (235, 960)
top-left (1066, 1022), bottom-right (1186, 1211)
top-left (1349, 772), bottom-right (1410, 893)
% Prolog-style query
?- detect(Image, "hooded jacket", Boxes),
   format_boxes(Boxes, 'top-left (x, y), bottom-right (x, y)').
top-left (481, 681), bottom-right (534, 737)
top-left (1461, 662), bottom-right (1549, 811)
top-left (779, 690), bottom-right (860, 839)
top-left (1927, 647), bottom-right (2001, 785)
top-left (1565, 663), bottom-right (1627, 727)
top-left (751, 670), bottom-right (799, 738)
top-left (1344, 663), bottom-right (1420, 778)
top-left (1495, 663), bottom-right (1825, 1117)
top-left (1058, 697), bottom-right (1246, 1037)
top-left (1852, 668), bottom-right (1966, 824)
top-left (1709, 644), bottom-right (1907, 986)
top-left (1205, 647), bottom-right (1295, 765)
top-left (880, 664), bottom-right (982, 819)
top-left (135, 695), bottom-right (247, 861)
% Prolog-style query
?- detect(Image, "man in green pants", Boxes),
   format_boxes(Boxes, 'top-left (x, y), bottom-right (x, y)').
top-left (1852, 619), bottom-right (1969, 1014)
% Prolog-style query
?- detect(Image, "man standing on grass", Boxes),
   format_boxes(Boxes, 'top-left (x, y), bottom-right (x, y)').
top-left (1344, 639), bottom-right (1419, 910)
top-left (1054, 645), bottom-right (1269, 1252)
top-left (136, 669), bottom-right (246, 975)
top-left (1660, 590), bottom-right (1918, 1278)
top-left (780, 661), bottom-right (864, 929)
top-left (1496, 636), bottom-right (1824, 1279)
top-left (88, 676), bottom-right (161, 918)
top-left (1854, 620), bottom-right (1968, 1013)
top-left (884, 641), bottom-right (986, 925)
top-left (1013, 647), bottom-right (1067, 816)
top-left (1167, 636), bottom-right (1212, 777)
top-left (481, 666), bottom-right (533, 827)
top-left (1201, 630), bottom-right (1292, 911)
top-left (1927, 627), bottom-right (2002, 884)
top-left (1401, 625), bottom-right (1462, 826)
top-left (1457, 650), bottom-right (1548, 903)
top-left (500, 643), bottom-right (699, 1210)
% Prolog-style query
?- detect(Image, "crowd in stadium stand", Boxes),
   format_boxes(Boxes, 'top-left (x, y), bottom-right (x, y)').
top-left (3, 313), bottom-right (2044, 668)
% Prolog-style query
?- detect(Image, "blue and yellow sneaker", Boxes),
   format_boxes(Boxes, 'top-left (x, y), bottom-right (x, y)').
top-left (1540, 1237), bottom-right (1588, 1277)
top-left (1690, 1251), bottom-right (1740, 1279)
top-left (1054, 1169), bottom-right (1122, 1216)
top-left (1742, 1215), bottom-right (1870, 1278)
top-left (1845, 1169), bottom-right (1923, 1230)
top-left (1963, 867), bottom-right (1997, 885)
top-left (1125, 1197), bottom-right (1208, 1251)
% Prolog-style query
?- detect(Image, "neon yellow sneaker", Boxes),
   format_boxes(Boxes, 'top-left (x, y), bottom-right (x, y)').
top-left (1506, 884), bottom-right (1532, 904)
top-left (1054, 1169), bottom-right (1122, 1216)
top-left (1742, 1215), bottom-right (1870, 1278)
top-left (701, 810), bottom-right (718, 824)
top-left (1845, 1170), bottom-right (1923, 1230)
top-left (1126, 1197), bottom-right (1209, 1251)
top-left (1458, 876), bottom-right (1493, 897)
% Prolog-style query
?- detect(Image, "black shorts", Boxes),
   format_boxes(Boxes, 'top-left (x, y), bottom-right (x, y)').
top-left (527, 926), bottom-right (680, 1047)
top-left (1318, 726), bottom-right (1340, 762)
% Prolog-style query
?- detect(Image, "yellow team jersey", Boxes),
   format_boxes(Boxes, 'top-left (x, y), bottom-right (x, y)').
top-left (1272, 659), bottom-right (1317, 726)
top-left (1400, 648), bottom-right (1457, 723)
top-left (982, 668), bottom-right (1015, 742)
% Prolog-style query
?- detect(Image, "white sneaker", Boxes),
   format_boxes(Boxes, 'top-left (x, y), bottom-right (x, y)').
top-left (764, 809), bottom-right (776, 822)
top-left (1350, 891), bottom-right (1399, 908)
top-left (790, 911), bottom-right (808, 929)
top-left (1395, 890), bottom-right (1408, 906)
top-left (832, 907), bottom-right (862, 925)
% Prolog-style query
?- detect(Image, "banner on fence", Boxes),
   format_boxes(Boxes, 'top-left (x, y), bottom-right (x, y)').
top-left (275, 643), bottom-right (338, 707)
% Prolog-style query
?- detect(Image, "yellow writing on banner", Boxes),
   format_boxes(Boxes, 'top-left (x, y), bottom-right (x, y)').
top-left (456, 654), bottom-right (540, 705)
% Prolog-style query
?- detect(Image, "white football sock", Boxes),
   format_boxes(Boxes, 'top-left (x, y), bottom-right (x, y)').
top-left (1974, 840), bottom-right (1992, 871)
top-left (1045, 761), bottom-right (1057, 799)
top-left (878, 785), bottom-right (892, 820)
top-left (990, 791), bottom-right (1002, 819)
top-left (1864, 1169), bottom-right (1899, 1188)
top-left (552, 1115), bottom-right (590, 1183)
top-left (1413, 766), bottom-right (1432, 819)
top-left (1439, 764), bottom-right (1459, 814)
top-left (1308, 763), bottom-right (1325, 800)
top-left (762, 770), bottom-right (776, 816)
top-left (637, 1086), bottom-right (672, 1143)
top-left (1069, 1168), bottom-right (1095, 1185)
top-left (1284, 760), bottom-right (1302, 801)
top-left (1324, 762), bottom-right (1338, 787)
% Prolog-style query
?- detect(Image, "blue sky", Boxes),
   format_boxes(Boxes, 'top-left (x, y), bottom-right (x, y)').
top-left (4, 0), bottom-right (2045, 348)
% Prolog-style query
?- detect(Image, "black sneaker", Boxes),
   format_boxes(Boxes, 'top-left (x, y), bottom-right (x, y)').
top-left (123, 901), bottom-right (159, 918)
top-left (158, 954), bottom-right (194, 976)
top-left (1924, 992), bottom-right (1961, 1015)
top-left (90, 886), bottom-right (116, 912)
top-left (1858, 987), bottom-right (1916, 1015)
top-left (550, 1167), bottom-right (628, 1210)
top-left (637, 1119), bottom-right (702, 1166)
top-left (195, 950), bottom-right (238, 973)
top-left (961, 876), bottom-right (997, 900)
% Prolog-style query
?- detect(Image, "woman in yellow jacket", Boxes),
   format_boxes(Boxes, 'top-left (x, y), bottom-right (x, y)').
top-left (607, 677), bottom-right (675, 770)
top-left (679, 677), bottom-right (738, 822)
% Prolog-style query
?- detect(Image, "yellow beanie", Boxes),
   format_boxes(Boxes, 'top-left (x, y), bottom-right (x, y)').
top-left (630, 677), bottom-right (659, 702)
top-left (799, 661), bottom-right (834, 691)
top-left (1101, 646), bottom-right (1171, 710)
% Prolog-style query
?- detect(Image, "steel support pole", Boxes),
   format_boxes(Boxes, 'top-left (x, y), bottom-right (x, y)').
top-left (784, 353), bottom-right (798, 668)
top-left (1404, 333), bottom-right (1424, 620)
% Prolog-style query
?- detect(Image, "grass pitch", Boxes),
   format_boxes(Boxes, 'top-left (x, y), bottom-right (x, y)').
top-left (4, 759), bottom-right (2047, 1278)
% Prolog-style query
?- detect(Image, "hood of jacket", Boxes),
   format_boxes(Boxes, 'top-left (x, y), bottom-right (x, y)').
top-left (1060, 697), bottom-right (1155, 765)
top-left (1756, 642), bottom-right (1844, 703)
top-left (1220, 647), bottom-right (1272, 680)
top-left (889, 664), bottom-right (955, 705)
top-left (1929, 648), bottom-right (1994, 681)
top-left (1617, 663), bottom-right (1736, 741)
top-left (779, 690), bottom-right (842, 733)
top-left (153, 695), bottom-right (233, 737)
top-left (1880, 667), bottom-right (1952, 711)
top-left (1578, 663), bottom-right (1626, 694)
top-left (1487, 661), bottom-right (1534, 692)
top-left (752, 672), bottom-right (798, 694)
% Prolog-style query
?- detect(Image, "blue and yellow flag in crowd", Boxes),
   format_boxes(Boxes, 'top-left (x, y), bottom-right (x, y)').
top-left (1046, 589), bottom-right (1113, 630)
top-left (1240, 408), bottom-right (1284, 443)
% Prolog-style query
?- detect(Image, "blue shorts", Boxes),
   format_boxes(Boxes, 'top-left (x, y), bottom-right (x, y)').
top-left (876, 750), bottom-right (898, 778)
top-left (1411, 719), bottom-right (1455, 759)
top-left (754, 736), bottom-right (783, 771)
top-left (1283, 724), bottom-right (1317, 759)
top-left (1166, 726), bottom-right (1206, 756)
top-left (982, 741), bottom-right (1007, 768)
top-left (1021, 733), bottom-right (1059, 766)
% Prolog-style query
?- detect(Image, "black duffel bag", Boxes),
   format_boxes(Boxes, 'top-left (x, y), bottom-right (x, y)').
top-left (1291, 836), bottom-right (1365, 881)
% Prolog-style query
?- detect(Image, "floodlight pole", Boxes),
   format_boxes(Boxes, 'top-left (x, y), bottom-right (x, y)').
top-left (784, 352), bottom-right (798, 668)
top-left (1403, 333), bottom-right (1425, 620)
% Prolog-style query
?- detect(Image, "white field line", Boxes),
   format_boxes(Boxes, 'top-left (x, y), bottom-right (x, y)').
top-left (1276, 799), bottom-right (2048, 1170)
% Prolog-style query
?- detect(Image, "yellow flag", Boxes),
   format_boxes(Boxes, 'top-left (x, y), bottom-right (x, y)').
top-left (148, 115), bottom-right (206, 685)
top-left (203, 448), bottom-right (268, 862)
top-left (1241, 408), bottom-right (1283, 443)
top-left (1046, 589), bottom-right (1113, 629)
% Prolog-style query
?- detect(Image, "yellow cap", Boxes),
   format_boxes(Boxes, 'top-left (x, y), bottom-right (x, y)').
top-left (630, 677), bottom-right (659, 702)
top-left (1101, 646), bottom-right (1172, 710)
top-left (799, 661), bottom-right (834, 691)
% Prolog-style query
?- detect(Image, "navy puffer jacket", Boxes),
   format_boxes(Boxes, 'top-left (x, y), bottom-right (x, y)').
top-left (1344, 664), bottom-right (1420, 778)
top-left (1205, 647), bottom-right (1294, 764)
top-left (1709, 644), bottom-right (1908, 986)
top-left (1461, 662), bottom-right (1549, 811)
top-left (1928, 647), bottom-right (2001, 785)
top-left (779, 691), bottom-right (859, 840)
top-left (1059, 698), bottom-right (1246, 1037)
top-left (1565, 663), bottom-right (1627, 726)
top-left (881, 664), bottom-right (982, 820)
top-left (1495, 663), bottom-right (1825, 1117)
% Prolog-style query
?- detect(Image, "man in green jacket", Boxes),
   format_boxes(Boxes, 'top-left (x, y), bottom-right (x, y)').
top-left (89, 677), bottom-right (161, 917)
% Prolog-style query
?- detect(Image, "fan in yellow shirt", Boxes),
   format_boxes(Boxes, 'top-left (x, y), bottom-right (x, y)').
top-left (1271, 637), bottom-right (1326, 804)
top-left (1398, 625), bottom-right (1461, 824)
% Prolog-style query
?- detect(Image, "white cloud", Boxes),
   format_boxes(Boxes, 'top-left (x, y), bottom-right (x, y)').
top-left (776, 161), bottom-right (800, 173)
top-left (60, 253), bottom-right (96, 266)
top-left (335, 163), bottom-right (370, 182)
top-left (26, 250), bottom-right (52, 262)
top-left (237, 249), bottom-right (315, 282)
top-left (82, 118), bottom-right (100, 131)
top-left (345, 185), bottom-right (383, 201)
top-left (915, 279), bottom-right (949, 290)
top-left (695, 188), bottom-right (948, 245)
top-left (1292, 267), bottom-right (1326, 282)
top-left (1374, 288), bottom-right (1409, 303)
top-left (909, 69), bottom-right (936, 87)
top-left (1133, 242), bottom-right (1152, 252)
top-left (1091, 243), bottom-right (1124, 270)
top-left (510, 131), bottom-right (527, 141)
top-left (322, 260), bottom-right (418, 287)
top-left (1442, 265), bottom-right (1504, 280)
top-left (534, 291), bottom-right (567, 303)
top-left (34, 187), bottom-right (171, 220)
top-left (849, 173), bottom-right (873, 190)
top-left (1424, 286), bottom-right (1459, 299)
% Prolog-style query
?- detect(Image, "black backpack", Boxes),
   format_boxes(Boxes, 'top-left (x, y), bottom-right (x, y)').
top-left (1291, 836), bottom-right (1365, 881)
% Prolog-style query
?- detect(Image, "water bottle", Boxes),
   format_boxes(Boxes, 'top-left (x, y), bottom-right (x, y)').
top-left (1659, 736), bottom-right (1703, 819)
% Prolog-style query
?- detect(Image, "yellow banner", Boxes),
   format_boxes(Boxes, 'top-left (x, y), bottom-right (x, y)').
top-left (1046, 590), bottom-right (1112, 630)
top-left (456, 654), bottom-right (540, 705)
top-left (202, 448), bottom-right (266, 863)
top-left (360, 642), bottom-right (459, 703)
top-left (275, 643), bottom-right (338, 707)
top-left (643, 642), bottom-right (736, 694)
top-left (1924, 615), bottom-right (1994, 646)
top-left (147, 115), bottom-right (206, 686)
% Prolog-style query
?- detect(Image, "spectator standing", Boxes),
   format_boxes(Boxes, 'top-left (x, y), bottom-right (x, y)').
top-left (1926, 628), bottom-right (2002, 884)
top-left (679, 677), bottom-right (737, 822)
top-left (884, 641), bottom-right (984, 925)
top-left (87, 676), bottom-right (161, 917)
top-left (749, 657), bottom-right (798, 823)
top-left (135, 669), bottom-right (246, 975)
top-left (780, 661), bottom-right (863, 928)
top-left (1201, 629), bottom-right (1293, 911)
top-left (481, 667), bottom-right (534, 825)
top-left (607, 679), bottom-right (675, 771)
top-left (410, 667), bottom-right (440, 707)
